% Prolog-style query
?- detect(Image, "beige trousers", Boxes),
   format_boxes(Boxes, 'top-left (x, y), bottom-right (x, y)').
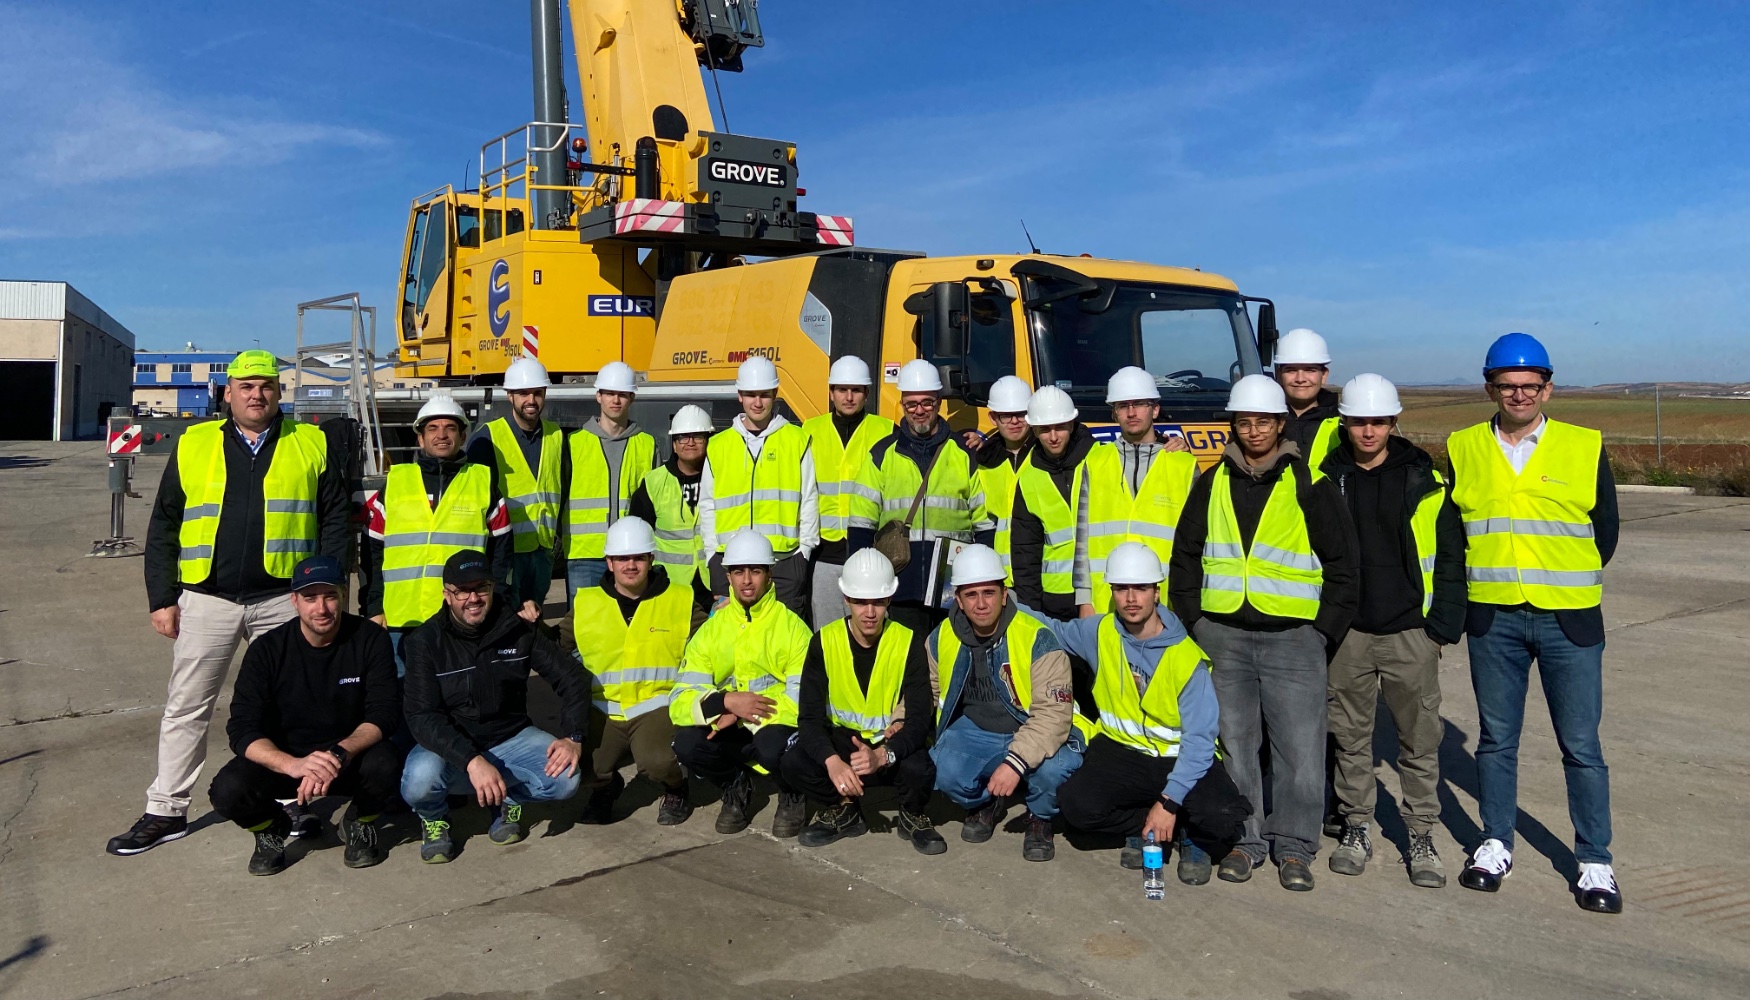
top-left (1327, 628), bottom-right (1444, 834)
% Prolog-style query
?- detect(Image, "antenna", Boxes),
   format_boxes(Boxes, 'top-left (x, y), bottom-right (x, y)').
top-left (1020, 219), bottom-right (1041, 254)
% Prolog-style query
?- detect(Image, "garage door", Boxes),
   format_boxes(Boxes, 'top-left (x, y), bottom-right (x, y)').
top-left (0, 361), bottom-right (56, 440)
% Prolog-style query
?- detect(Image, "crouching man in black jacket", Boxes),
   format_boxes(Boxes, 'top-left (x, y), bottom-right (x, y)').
top-left (400, 550), bottom-right (588, 864)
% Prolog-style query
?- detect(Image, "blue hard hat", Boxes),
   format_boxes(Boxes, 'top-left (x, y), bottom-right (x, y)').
top-left (1482, 332), bottom-right (1551, 378)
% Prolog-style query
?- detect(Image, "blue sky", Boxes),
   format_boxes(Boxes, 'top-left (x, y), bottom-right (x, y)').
top-left (2, 1), bottom-right (1747, 385)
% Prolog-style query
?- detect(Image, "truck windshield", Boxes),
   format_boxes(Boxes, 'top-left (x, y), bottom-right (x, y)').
top-left (1028, 283), bottom-right (1260, 398)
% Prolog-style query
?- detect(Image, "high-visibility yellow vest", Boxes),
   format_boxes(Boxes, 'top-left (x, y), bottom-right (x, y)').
top-left (819, 618), bottom-right (912, 740)
top-left (1091, 614), bottom-right (1206, 757)
top-left (936, 611), bottom-right (1045, 720)
top-left (1015, 455), bottom-right (1087, 596)
top-left (848, 434), bottom-right (985, 550)
top-left (1085, 443), bottom-right (1198, 612)
top-left (804, 413), bottom-right (895, 543)
top-left (381, 462), bottom-right (492, 627)
top-left (978, 456), bottom-right (1022, 585)
top-left (1306, 416), bottom-right (1341, 471)
top-left (670, 584), bottom-right (811, 730)
top-left (485, 417), bottom-right (563, 553)
top-left (1448, 419), bottom-right (1603, 610)
top-left (1409, 472), bottom-right (1447, 615)
top-left (573, 579), bottom-right (693, 720)
top-left (176, 420), bottom-right (328, 583)
top-left (566, 429), bottom-right (655, 559)
top-left (706, 422), bottom-right (809, 555)
top-left (1200, 463), bottom-right (1323, 620)
top-left (642, 465), bottom-right (702, 589)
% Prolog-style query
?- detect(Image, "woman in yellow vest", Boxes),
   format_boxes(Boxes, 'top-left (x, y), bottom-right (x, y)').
top-left (1167, 374), bottom-right (1358, 892)
top-left (972, 375), bottom-right (1035, 585)
top-left (780, 550), bottom-right (943, 854)
top-left (1085, 366), bottom-right (1198, 614)
top-left (1010, 386), bottom-right (1097, 622)
top-left (802, 356), bottom-right (895, 627)
top-left (1447, 333), bottom-right (1622, 914)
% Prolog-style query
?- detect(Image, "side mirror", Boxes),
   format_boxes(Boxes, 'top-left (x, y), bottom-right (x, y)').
top-left (1255, 300), bottom-right (1279, 366)
top-left (902, 281), bottom-right (970, 396)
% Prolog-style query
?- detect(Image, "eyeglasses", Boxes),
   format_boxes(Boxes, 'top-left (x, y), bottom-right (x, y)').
top-left (901, 399), bottom-right (938, 412)
top-left (444, 583), bottom-right (493, 599)
top-left (1489, 382), bottom-right (1547, 398)
top-left (991, 412), bottom-right (1028, 422)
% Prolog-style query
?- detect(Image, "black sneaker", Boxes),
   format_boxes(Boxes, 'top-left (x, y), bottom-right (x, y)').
top-left (898, 810), bottom-right (948, 856)
top-left (798, 801), bottom-right (867, 847)
top-left (656, 786), bottom-right (693, 827)
top-left (249, 821), bottom-right (291, 876)
top-left (106, 813), bottom-right (189, 856)
top-left (419, 818), bottom-right (454, 864)
top-left (771, 791), bottom-right (807, 839)
top-left (580, 772), bottom-right (625, 825)
top-left (960, 796), bottom-right (1005, 844)
top-left (284, 801), bottom-right (322, 840)
top-left (342, 816), bottom-right (386, 869)
top-left (1021, 812), bottom-right (1054, 862)
top-left (714, 771), bottom-right (753, 834)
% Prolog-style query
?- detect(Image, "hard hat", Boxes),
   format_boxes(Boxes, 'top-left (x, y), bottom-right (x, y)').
top-left (722, 529), bottom-right (775, 567)
top-left (1482, 332), bottom-right (1552, 377)
top-left (1338, 373), bottom-right (1403, 418)
top-left (838, 548), bottom-right (899, 599)
top-left (987, 375), bottom-right (1032, 413)
top-left (949, 544), bottom-right (1007, 589)
top-left (1275, 328), bottom-right (1331, 366)
top-left (226, 350), bottom-right (279, 381)
top-left (595, 360), bottom-right (637, 394)
top-left (604, 516), bottom-right (656, 557)
top-left (415, 393), bottom-right (469, 430)
top-left (734, 356), bottom-right (780, 392)
top-left (1103, 542), bottom-right (1165, 586)
top-left (1105, 366), bottom-right (1159, 404)
top-left (1225, 374), bottom-right (1288, 415)
top-left (1026, 385), bottom-right (1078, 427)
top-left (827, 356), bottom-right (873, 387)
top-left (896, 359), bottom-right (944, 394)
top-left (668, 404), bottom-right (714, 436)
top-left (503, 357), bottom-right (551, 392)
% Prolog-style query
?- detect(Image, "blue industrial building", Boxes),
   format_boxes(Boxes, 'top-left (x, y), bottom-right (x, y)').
top-left (132, 350), bottom-right (241, 416)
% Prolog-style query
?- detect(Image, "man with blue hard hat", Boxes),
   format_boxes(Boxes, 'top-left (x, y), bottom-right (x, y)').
top-left (1446, 332), bottom-right (1623, 914)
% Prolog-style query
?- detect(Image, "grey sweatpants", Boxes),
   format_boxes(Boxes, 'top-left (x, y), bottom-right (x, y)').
top-left (1328, 628), bottom-right (1443, 834)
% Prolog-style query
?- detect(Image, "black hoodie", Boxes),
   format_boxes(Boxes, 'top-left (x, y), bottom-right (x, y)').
top-left (359, 452), bottom-right (514, 619)
top-left (1286, 387), bottom-right (1341, 456)
top-left (1010, 424), bottom-right (1098, 621)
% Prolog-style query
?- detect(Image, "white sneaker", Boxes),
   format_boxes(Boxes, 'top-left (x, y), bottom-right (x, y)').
top-left (1577, 862), bottom-right (1617, 892)
top-left (1576, 862), bottom-right (1624, 913)
top-left (1460, 838), bottom-right (1513, 892)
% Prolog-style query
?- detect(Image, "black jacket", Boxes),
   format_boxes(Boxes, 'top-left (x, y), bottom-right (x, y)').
top-left (845, 419), bottom-right (991, 603)
top-left (359, 451), bottom-right (514, 619)
top-left (1320, 437), bottom-right (1466, 644)
top-left (1285, 388), bottom-right (1341, 454)
top-left (226, 614), bottom-right (400, 758)
top-left (975, 431), bottom-right (1031, 472)
top-left (795, 621), bottom-right (934, 765)
top-left (1169, 443), bottom-right (1360, 644)
top-left (144, 416), bottom-right (353, 611)
top-left (1011, 424), bottom-right (1097, 621)
top-left (402, 599), bottom-right (588, 769)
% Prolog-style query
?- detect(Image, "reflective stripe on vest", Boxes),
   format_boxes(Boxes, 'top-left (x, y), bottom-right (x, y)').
top-left (573, 581), bottom-right (692, 720)
top-left (1015, 457), bottom-right (1087, 595)
top-left (706, 423), bottom-right (809, 554)
top-left (805, 413), bottom-right (895, 542)
top-left (820, 618), bottom-right (912, 739)
top-left (566, 430), bottom-right (656, 559)
top-left (1091, 614), bottom-right (1205, 757)
top-left (1447, 419), bottom-right (1603, 609)
top-left (850, 436), bottom-right (984, 546)
top-left (642, 465), bottom-right (702, 589)
top-left (1085, 443), bottom-right (1197, 613)
top-left (668, 585), bottom-right (810, 732)
top-left (978, 458), bottom-right (1021, 585)
top-left (486, 418), bottom-right (563, 554)
top-left (381, 463), bottom-right (492, 627)
top-left (176, 420), bottom-right (328, 583)
top-left (1200, 463), bottom-right (1323, 620)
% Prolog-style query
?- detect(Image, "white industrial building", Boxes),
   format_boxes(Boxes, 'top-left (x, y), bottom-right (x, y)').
top-left (0, 280), bottom-right (136, 440)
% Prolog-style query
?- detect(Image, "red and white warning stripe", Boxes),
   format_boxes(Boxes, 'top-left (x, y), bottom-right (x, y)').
top-left (813, 214), bottom-right (854, 246)
top-left (522, 325), bottom-right (539, 358)
top-left (613, 199), bottom-right (687, 235)
top-left (108, 423), bottom-right (143, 455)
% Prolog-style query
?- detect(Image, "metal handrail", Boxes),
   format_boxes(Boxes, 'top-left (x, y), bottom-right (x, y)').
top-left (478, 121), bottom-right (624, 222)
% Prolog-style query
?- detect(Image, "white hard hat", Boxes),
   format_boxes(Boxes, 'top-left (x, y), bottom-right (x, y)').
top-left (827, 356), bottom-right (873, 387)
top-left (1338, 373), bottom-right (1403, 418)
top-left (604, 516), bottom-right (656, 557)
top-left (987, 375), bottom-right (1032, 413)
top-left (1105, 366), bottom-right (1159, 404)
top-left (1026, 385), bottom-right (1078, 427)
top-left (503, 357), bottom-right (551, 392)
top-left (415, 393), bottom-right (468, 430)
top-left (668, 404), bottom-right (714, 436)
top-left (595, 360), bottom-right (637, 394)
top-left (949, 544), bottom-right (1007, 589)
top-left (1275, 328), bottom-right (1331, 366)
top-left (722, 529), bottom-right (775, 567)
top-left (896, 359), bottom-right (944, 394)
top-left (838, 548), bottom-right (899, 599)
top-left (1225, 374), bottom-right (1288, 415)
top-left (734, 357), bottom-right (780, 392)
top-left (1103, 542), bottom-right (1165, 586)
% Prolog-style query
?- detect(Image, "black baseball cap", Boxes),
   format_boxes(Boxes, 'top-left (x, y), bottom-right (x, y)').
top-left (443, 550), bottom-right (492, 587)
top-left (290, 555), bottom-right (344, 592)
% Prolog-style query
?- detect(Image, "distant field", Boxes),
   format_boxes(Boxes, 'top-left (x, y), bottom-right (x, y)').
top-left (1396, 388), bottom-right (1750, 445)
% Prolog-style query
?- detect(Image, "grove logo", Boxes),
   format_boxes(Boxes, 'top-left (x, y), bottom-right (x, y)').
top-left (488, 259), bottom-right (511, 337)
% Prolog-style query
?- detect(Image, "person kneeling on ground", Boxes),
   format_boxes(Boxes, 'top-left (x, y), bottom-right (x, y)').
top-left (208, 556), bottom-right (403, 875)
top-left (782, 550), bottom-right (942, 854)
top-left (400, 550), bottom-right (587, 863)
top-left (929, 544), bottom-right (1082, 862)
top-left (1052, 543), bottom-right (1253, 886)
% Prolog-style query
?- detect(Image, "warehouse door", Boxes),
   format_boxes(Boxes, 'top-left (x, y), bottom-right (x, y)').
top-left (0, 361), bottom-right (56, 440)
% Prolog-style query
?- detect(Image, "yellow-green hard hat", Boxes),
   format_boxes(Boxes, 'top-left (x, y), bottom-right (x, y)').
top-left (227, 350), bottom-right (279, 380)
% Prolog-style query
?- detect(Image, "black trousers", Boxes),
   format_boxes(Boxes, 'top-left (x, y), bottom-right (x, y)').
top-left (780, 725), bottom-right (935, 813)
top-left (672, 723), bottom-right (798, 792)
top-left (208, 742), bottom-right (405, 829)
top-left (1058, 736), bottom-right (1252, 857)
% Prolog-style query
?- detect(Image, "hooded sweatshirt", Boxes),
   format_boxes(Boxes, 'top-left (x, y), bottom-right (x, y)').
top-left (1286, 387), bottom-right (1341, 455)
top-left (1010, 424), bottom-right (1098, 619)
top-left (928, 600), bottom-right (1074, 776)
top-left (581, 415), bottom-right (645, 525)
top-left (697, 412), bottom-right (819, 559)
top-left (360, 451), bottom-right (514, 619)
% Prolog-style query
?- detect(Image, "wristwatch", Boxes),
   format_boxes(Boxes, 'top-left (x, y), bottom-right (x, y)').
top-left (883, 747), bottom-right (896, 769)
top-left (327, 744), bottom-right (351, 767)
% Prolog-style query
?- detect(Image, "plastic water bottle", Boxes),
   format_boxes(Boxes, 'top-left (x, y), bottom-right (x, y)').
top-left (1142, 832), bottom-right (1165, 900)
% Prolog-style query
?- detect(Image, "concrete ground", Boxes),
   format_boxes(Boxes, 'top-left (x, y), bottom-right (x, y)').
top-left (1, 441), bottom-right (1747, 1000)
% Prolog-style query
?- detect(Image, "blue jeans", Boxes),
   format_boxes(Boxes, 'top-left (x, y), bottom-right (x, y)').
top-left (930, 714), bottom-right (1083, 820)
top-left (1468, 607), bottom-right (1612, 864)
top-left (565, 558), bottom-right (607, 606)
top-left (400, 726), bottom-right (582, 820)
top-left (513, 547), bottom-right (556, 608)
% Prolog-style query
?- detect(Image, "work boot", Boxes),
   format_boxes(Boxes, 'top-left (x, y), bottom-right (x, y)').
top-left (420, 818), bottom-right (454, 864)
top-left (1176, 835), bottom-right (1213, 885)
top-left (284, 801), bottom-right (322, 840)
top-left (899, 810), bottom-right (948, 856)
top-left (1406, 832), bottom-right (1446, 888)
top-left (772, 791), bottom-right (807, 839)
top-left (1278, 857), bottom-right (1316, 891)
top-left (342, 815), bottom-right (386, 869)
top-left (714, 771), bottom-right (753, 834)
top-left (248, 819), bottom-right (291, 876)
top-left (1119, 836), bottom-right (1145, 870)
top-left (1217, 849), bottom-right (1255, 883)
top-left (1328, 822), bottom-right (1372, 876)
top-left (489, 803), bottom-right (525, 845)
top-left (1021, 812), bottom-right (1054, 862)
top-left (960, 796), bottom-right (1005, 844)
top-left (105, 813), bottom-right (189, 856)
top-left (580, 773), bottom-right (625, 825)
top-left (798, 801), bottom-right (866, 847)
top-left (656, 785), bottom-right (694, 827)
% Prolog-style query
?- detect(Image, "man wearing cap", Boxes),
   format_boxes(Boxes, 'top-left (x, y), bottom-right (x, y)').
top-left (628, 404), bottom-right (715, 618)
top-left (1447, 333), bottom-right (1623, 914)
top-left (1274, 328), bottom-right (1342, 470)
top-left (699, 357), bottom-right (818, 609)
top-left (561, 517), bottom-right (696, 827)
top-left (465, 357), bottom-right (566, 612)
top-left (1168, 374), bottom-right (1358, 891)
top-left (803, 356), bottom-right (895, 627)
top-left (1085, 367), bottom-right (1198, 614)
top-left (670, 530), bottom-right (813, 837)
top-left (207, 556), bottom-right (402, 874)
top-left (928, 544), bottom-right (1080, 863)
top-left (565, 360), bottom-right (656, 602)
top-left (1010, 386), bottom-right (1098, 623)
top-left (112, 349), bottom-right (352, 857)
top-left (400, 550), bottom-right (588, 863)
top-left (973, 375), bottom-right (1036, 584)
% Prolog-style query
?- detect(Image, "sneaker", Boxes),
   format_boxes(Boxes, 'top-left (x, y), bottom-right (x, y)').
top-left (1459, 838), bottom-right (1512, 892)
top-left (249, 821), bottom-right (291, 876)
top-left (106, 813), bottom-right (189, 856)
top-left (960, 796), bottom-right (1005, 844)
top-left (899, 809), bottom-right (948, 856)
top-left (488, 803), bottom-right (525, 845)
top-left (284, 801), bottom-right (322, 840)
top-left (1119, 836), bottom-right (1145, 870)
top-left (1176, 836), bottom-right (1213, 885)
top-left (1576, 862), bottom-right (1623, 914)
top-left (714, 771), bottom-right (753, 834)
top-left (420, 818), bottom-right (454, 864)
top-left (1278, 856), bottom-right (1315, 891)
top-left (1328, 822), bottom-right (1372, 876)
top-left (798, 801), bottom-right (867, 847)
top-left (1217, 849), bottom-right (1255, 883)
top-left (771, 791), bottom-right (807, 839)
top-left (656, 786), bottom-right (694, 827)
top-left (342, 816), bottom-right (386, 869)
top-left (1406, 832), bottom-right (1446, 888)
top-left (580, 773), bottom-right (625, 825)
top-left (1021, 813), bottom-right (1054, 862)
